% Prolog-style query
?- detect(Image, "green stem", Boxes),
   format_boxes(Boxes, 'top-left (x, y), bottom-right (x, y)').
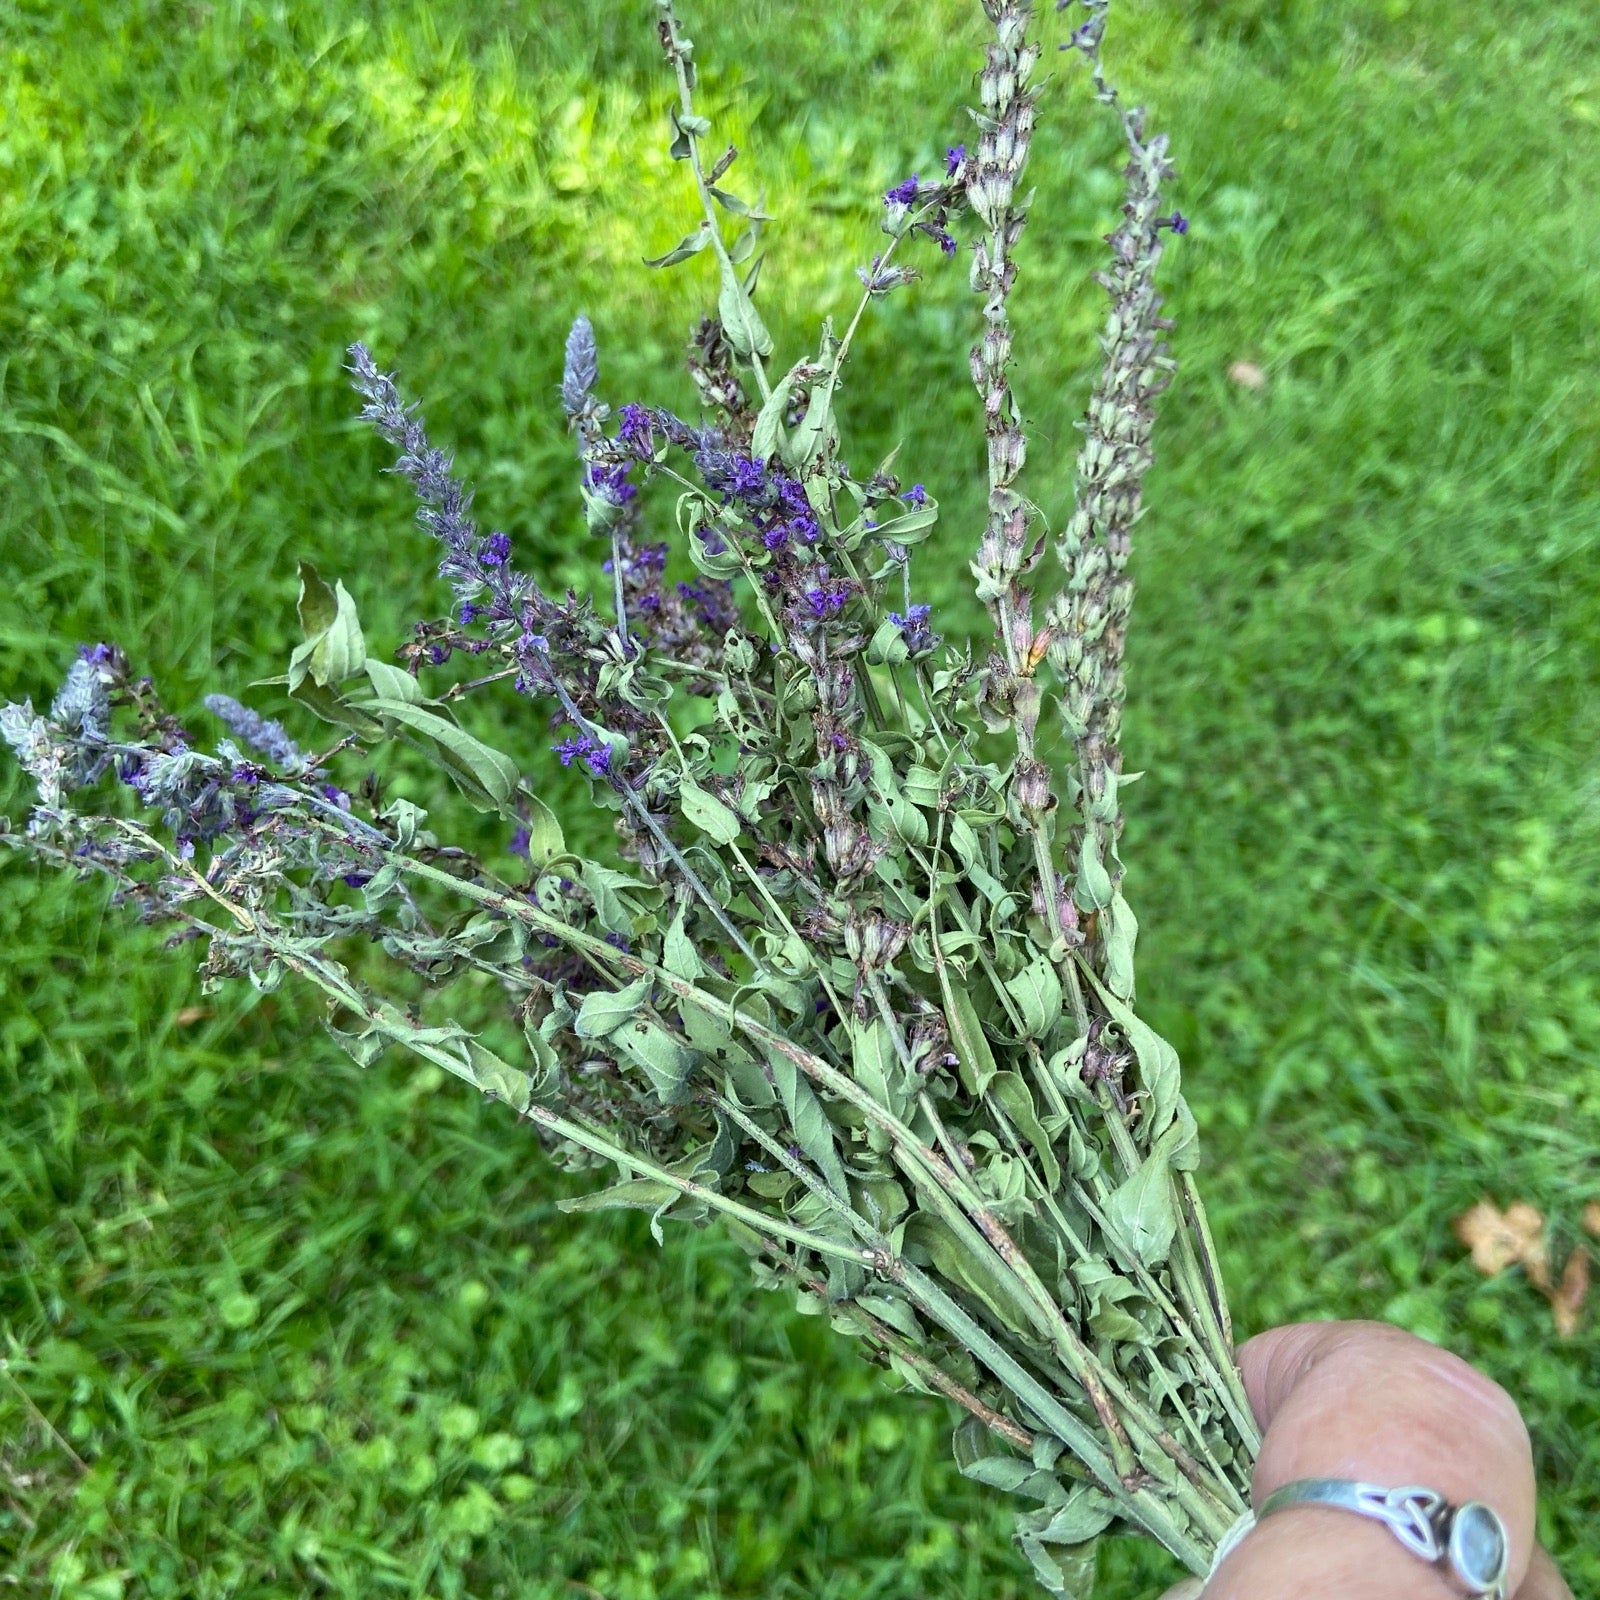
top-left (658, 1), bottom-right (773, 405)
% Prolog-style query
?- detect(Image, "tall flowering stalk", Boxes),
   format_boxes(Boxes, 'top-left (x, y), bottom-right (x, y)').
top-left (3, 0), bottom-right (1260, 1589)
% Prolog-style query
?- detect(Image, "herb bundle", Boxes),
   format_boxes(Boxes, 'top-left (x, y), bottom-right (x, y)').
top-left (3, 0), bottom-right (1261, 1587)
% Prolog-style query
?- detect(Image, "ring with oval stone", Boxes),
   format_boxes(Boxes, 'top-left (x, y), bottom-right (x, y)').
top-left (1257, 1478), bottom-right (1510, 1599)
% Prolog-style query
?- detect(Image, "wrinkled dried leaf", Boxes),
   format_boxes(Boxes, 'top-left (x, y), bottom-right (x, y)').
top-left (1453, 1199), bottom-right (1549, 1289)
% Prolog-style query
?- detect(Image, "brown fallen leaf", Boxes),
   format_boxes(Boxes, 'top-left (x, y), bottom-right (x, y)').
top-left (1227, 359), bottom-right (1267, 390)
top-left (1549, 1248), bottom-right (1590, 1338)
top-left (1583, 1200), bottom-right (1600, 1240)
top-left (1454, 1198), bottom-right (1550, 1289)
top-left (174, 1005), bottom-right (213, 1026)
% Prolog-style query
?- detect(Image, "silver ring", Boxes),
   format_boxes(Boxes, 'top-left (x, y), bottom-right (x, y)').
top-left (1258, 1478), bottom-right (1509, 1598)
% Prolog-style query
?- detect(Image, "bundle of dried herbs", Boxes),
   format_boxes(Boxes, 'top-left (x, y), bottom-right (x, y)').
top-left (3, 1), bottom-right (1259, 1587)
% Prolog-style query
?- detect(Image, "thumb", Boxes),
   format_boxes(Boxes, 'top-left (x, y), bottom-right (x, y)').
top-left (1156, 1582), bottom-right (1203, 1600)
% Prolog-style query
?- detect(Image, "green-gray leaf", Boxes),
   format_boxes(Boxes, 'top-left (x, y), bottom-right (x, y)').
top-left (574, 976), bottom-right (652, 1040)
top-left (717, 257), bottom-right (773, 360)
top-left (1073, 828), bottom-right (1113, 913)
top-left (939, 970), bottom-right (998, 1097)
top-left (612, 1015), bottom-right (695, 1105)
top-left (678, 774), bottom-right (742, 844)
top-left (989, 1072), bottom-right (1061, 1190)
top-left (520, 793), bottom-right (565, 867)
top-left (364, 698), bottom-right (520, 812)
top-left (765, 1043), bottom-right (848, 1197)
top-left (364, 657), bottom-right (426, 706)
top-left (1004, 957), bottom-right (1064, 1040)
top-left (644, 221), bottom-right (713, 269)
top-left (1104, 1149), bottom-right (1178, 1266)
top-left (290, 563), bottom-right (366, 690)
top-left (848, 1017), bottom-right (911, 1118)
top-left (750, 373), bottom-right (795, 465)
top-left (1100, 889), bottom-right (1138, 1000)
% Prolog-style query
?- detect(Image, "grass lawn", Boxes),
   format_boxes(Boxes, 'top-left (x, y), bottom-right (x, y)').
top-left (2, 0), bottom-right (1597, 1595)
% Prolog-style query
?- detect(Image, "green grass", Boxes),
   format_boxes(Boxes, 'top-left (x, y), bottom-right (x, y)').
top-left (2, 0), bottom-right (1598, 1594)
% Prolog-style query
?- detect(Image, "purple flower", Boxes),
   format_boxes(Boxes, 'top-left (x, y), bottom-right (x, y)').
top-left (482, 531), bottom-right (512, 566)
top-left (903, 483), bottom-right (927, 507)
top-left (789, 514), bottom-right (821, 545)
top-left (320, 784), bottom-right (352, 811)
top-left (762, 525), bottom-right (789, 551)
top-left (885, 174), bottom-right (919, 205)
top-left (775, 478), bottom-right (809, 516)
top-left (604, 931), bottom-right (631, 953)
top-left (510, 826), bottom-right (531, 858)
top-left (552, 734), bottom-right (588, 768)
top-left (428, 643), bottom-right (451, 665)
top-left (729, 454), bottom-right (766, 500)
top-left (584, 462), bottom-right (636, 505)
top-left (1160, 211), bottom-right (1189, 235)
top-left (945, 144), bottom-right (965, 177)
top-left (889, 602), bottom-right (937, 654)
top-left (460, 601), bottom-right (480, 626)
top-left (552, 730), bottom-right (612, 776)
top-left (801, 578), bottom-right (851, 619)
top-left (936, 229), bottom-right (957, 257)
top-left (676, 580), bottom-right (738, 632)
top-left (617, 402), bottom-right (654, 453)
top-left (78, 642), bottom-right (117, 668)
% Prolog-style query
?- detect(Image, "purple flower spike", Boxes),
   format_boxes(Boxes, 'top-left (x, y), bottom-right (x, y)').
top-left (482, 531), bottom-right (512, 566)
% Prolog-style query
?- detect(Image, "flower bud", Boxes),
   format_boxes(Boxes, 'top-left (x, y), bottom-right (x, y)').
top-left (1011, 756), bottom-right (1053, 822)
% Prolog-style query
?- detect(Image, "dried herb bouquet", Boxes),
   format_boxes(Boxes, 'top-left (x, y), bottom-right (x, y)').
top-left (3, 0), bottom-right (1264, 1587)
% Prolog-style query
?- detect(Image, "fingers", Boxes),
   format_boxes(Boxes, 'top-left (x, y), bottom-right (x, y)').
top-left (1517, 1544), bottom-right (1574, 1600)
top-left (1203, 1321), bottom-right (1538, 1600)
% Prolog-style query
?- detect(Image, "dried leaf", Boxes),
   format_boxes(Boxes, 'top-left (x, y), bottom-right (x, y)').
top-left (1583, 1200), bottom-right (1600, 1240)
top-left (1549, 1247), bottom-right (1589, 1338)
top-left (1227, 359), bottom-right (1267, 390)
top-left (1453, 1199), bottom-right (1549, 1288)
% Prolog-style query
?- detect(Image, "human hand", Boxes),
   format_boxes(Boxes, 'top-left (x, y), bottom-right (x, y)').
top-left (1161, 1320), bottom-right (1571, 1599)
